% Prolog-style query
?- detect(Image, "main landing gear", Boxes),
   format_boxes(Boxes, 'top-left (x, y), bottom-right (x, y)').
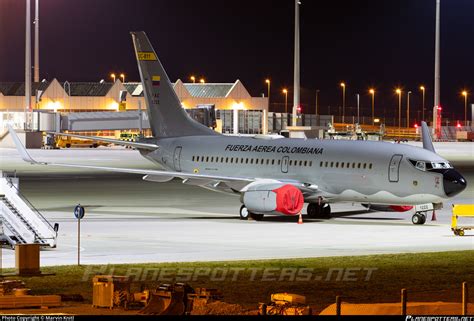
top-left (307, 203), bottom-right (331, 219)
top-left (239, 205), bottom-right (264, 221)
top-left (412, 212), bottom-right (427, 225)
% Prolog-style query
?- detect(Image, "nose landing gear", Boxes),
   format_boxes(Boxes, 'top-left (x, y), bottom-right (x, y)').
top-left (412, 212), bottom-right (427, 225)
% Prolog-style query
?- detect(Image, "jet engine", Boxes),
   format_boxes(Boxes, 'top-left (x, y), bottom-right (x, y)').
top-left (362, 204), bottom-right (413, 212)
top-left (242, 183), bottom-right (304, 215)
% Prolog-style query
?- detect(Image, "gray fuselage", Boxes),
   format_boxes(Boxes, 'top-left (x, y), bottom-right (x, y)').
top-left (140, 136), bottom-right (457, 206)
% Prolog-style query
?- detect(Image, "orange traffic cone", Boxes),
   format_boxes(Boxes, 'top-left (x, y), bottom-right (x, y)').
top-left (431, 210), bottom-right (437, 221)
top-left (298, 212), bottom-right (303, 224)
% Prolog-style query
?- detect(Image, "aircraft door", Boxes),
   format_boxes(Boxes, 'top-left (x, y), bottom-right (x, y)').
top-left (173, 146), bottom-right (182, 172)
top-left (388, 154), bottom-right (403, 182)
top-left (281, 156), bottom-right (289, 173)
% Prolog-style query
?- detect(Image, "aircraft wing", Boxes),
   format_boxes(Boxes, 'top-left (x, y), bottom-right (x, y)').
top-left (9, 126), bottom-right (321, 196)
top-left (8, 125), bottom-right (252, 184)
top-left (48, 131), bottom-right (159, 151)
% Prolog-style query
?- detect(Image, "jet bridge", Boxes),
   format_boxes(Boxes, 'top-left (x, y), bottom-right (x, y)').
top-left (0, 173), bottom-right (58, 248)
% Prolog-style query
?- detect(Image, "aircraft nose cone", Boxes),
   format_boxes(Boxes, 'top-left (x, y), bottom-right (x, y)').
top-left (443, 169), bottom-right (467, 197)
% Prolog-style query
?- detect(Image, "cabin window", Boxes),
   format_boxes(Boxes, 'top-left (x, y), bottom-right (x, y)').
top-left (278, 159), bottom-right (281, 165)
top-left (272, 159), bottom-right (275, 165)
top-left (369, 163), bottom-right (373, 169)
top-left (309, 161), bottom-right (312, 166)
top-left (250, 159), bottom-right (254, 164)
top-left (363, 163), bottom-right (367, 169)
top-left (352, 163), bottom-right (356, 168)
top-left (330, 162), bottom-right (334, 167)
top-left (358, 163), bottom-right (361, 168)
top-left (335, 162), bottom-right (339, 168)
top-left (205, 157), bottom-right (208, 162)
top-left (298, 160), bottom-right (302, 166)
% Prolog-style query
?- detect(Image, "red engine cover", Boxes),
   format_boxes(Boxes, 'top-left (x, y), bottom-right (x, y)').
top-left (389, 205), bottom-right (414, 212)
top-left (272, 184), bottom-right (304, 215)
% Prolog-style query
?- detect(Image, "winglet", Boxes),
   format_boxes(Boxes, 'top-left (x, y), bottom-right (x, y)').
top-left (7, 125), bottom-right (39, 164)
top-left (421, 121), bottom-right (436, 153)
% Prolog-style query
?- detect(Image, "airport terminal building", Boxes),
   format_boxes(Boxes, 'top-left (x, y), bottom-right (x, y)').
top-left (0, 79), bottom-right (268, 113)
top-left (0, 79), bottom-right (278, 135)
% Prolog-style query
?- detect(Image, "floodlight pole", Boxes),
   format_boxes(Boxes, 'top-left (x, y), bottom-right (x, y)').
top-left (292, 0), bottom-right (301, 127)
top-left (34, 0), bottom-right (39, 82)
top-left (25, 0), bottom-right (32, 129)
top-left (433, 0), bottom-right (441, 139)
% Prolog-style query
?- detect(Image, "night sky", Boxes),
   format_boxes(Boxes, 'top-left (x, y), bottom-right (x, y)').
top-left (0, 0), bottom-right (473, 121)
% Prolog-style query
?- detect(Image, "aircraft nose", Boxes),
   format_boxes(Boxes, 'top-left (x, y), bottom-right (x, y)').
top-left (443, 169), bottom-right (467, 197)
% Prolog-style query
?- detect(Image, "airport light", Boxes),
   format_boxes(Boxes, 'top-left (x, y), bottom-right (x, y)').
top-left (110, 73), bottom-right (116, 82)
top-left (369, 89), bottom-right (375, 125)
top-left (282, 89), bottom-right (288, 113)
top-left (265, 79), bottom-right (271, 111)
top-left (462, 90), bottom-right (468, 125)
top-left (120, 73), bottom-right (125, 83)
top-left (396, 89), bottom-right (402, 130)
top-left (190, 76), bottom-right (196, 83)
top-left (340, 83), bottom-right (346, 123)
top-left (199, 78), bottom-right (205, 84)
top-left (420, 86), bottom-right (425, 121)
top-left (407, 91), bottom-right (412, 128)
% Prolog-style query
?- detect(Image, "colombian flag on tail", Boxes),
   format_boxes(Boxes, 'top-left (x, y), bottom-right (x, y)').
top-left (152, 76), bottom-right (161, 87)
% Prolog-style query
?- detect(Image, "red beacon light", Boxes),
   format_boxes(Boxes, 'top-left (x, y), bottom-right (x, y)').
top-left (456, 122), bottom-right (462, 128)
top-left (414, 124), bottom-right (418, 128)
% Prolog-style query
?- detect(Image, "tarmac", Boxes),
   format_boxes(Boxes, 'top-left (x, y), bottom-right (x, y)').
top-left (0, 141), bottom-right (472, 267)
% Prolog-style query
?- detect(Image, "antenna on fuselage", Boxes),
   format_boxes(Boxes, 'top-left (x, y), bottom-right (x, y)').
top-left (421, 121), bottom-right (436, 153)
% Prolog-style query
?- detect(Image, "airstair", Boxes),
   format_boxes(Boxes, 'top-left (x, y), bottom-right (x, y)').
top-left (0, 173), bottom-right (58, 248)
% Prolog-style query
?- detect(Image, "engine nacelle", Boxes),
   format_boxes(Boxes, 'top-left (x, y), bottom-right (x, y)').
top-left (362, 204), bottom-right (413, 212)
top-left (242, 183), bottom-right (304, 215)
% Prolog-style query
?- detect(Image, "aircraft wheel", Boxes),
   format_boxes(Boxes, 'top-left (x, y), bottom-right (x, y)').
top-left (459, 230), bottom-right (465, 236)
top-left (322, 203), bottom-right (331, 218)
top-left (307, 203), bottom-right (320, 218)
top-left (412, 213), bottom-right (425, 225)
top-left (250, 213), bottom-right (264, 221)
top-left (239, 205), bottom-right (249, 220)
top-left (420, 214), bottom-right (426, 224)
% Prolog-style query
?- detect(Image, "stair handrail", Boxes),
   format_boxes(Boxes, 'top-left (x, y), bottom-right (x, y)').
top-left (4, 177), bottom-right (56, 233)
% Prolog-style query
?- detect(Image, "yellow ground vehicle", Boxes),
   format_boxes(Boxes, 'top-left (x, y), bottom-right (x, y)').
top-left (56, 135), bottom-right (109, 149)
top-left (451, 204), bottom-right (474, 236)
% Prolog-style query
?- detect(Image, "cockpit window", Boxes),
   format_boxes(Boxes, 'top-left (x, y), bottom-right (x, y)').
top-left (415, 161), bottom-right (426, 171)
top-left (409, 159), bottom-right (453, 171)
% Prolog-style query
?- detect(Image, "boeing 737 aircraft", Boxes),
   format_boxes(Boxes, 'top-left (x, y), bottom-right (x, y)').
top-left (8, 31), bottom-right (467, 225)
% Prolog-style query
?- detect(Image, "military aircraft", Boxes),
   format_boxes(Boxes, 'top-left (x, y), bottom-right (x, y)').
top-left (8, 31), bottom-right (467, 224)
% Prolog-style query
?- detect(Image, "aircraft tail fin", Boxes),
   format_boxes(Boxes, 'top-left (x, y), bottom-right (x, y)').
top-left (130, 31), bottom-right (217, 138)
top-left (421, 121), bottom-right (436, 153)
